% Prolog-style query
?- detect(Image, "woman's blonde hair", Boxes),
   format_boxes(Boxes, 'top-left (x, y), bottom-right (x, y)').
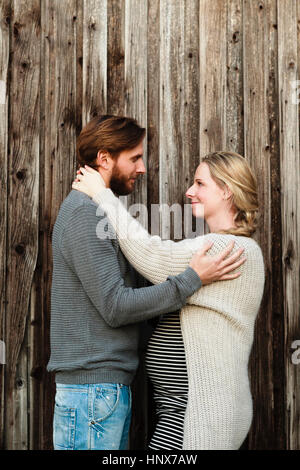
top-left (202, 151), bottom-right (259, 237)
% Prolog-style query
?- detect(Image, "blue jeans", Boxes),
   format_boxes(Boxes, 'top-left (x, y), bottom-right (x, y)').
top-left (53, 383), bottom-right (132, 450)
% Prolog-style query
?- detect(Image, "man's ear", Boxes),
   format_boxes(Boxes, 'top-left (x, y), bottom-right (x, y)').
top-left (96, 150), bottom-right (114, 171)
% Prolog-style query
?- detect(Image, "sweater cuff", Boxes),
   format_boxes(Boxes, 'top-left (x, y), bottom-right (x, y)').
top-left (170, 266), bottom-right (202, 297)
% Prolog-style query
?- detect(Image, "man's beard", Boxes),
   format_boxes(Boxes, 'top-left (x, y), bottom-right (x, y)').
top-left (109, 165), bottom-right (135, 196)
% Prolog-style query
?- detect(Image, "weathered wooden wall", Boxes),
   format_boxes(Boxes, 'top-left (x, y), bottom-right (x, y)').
top-left (0, 0), bottom-right (299, 450)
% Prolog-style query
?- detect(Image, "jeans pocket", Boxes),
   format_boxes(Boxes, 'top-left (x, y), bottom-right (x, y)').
top-left (53, 404), bottom-right (76, 450)
top-left (93, 386), bottom-right (120, 425)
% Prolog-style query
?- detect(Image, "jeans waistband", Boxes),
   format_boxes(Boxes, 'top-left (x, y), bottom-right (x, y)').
top-left (56, 383), bottom-right (129, 391)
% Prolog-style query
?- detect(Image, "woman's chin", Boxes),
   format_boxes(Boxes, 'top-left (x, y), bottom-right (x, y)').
top-left (192, 204), bottom-right (204, 218)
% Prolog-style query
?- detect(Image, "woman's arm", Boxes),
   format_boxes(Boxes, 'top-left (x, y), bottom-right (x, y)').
top-left (73, 165), bottom-right (245, 288)
top-left (93, 188), bottom-right (208, 284)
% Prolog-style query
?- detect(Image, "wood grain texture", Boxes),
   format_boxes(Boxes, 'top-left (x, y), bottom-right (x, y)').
top-left (4, 0), bottom-right (40, 449)
top-left (199, 0), bottom-right (227, 155)
top-left (0, 0), bottom-right (299, 450)
top-left (145, 0), bottom-right (160, 443)
top-left (123, 0), bottom-right (148, 450)
top-left (268, 0), bottom-right (286, 451)
top-left (147, 0), bottom-right (160, 230)
top-left (107, 0), bottom-right (125, 114)
top-left (226, 0), bottom-right (244, 154)
top-left (82, 0), bottom-right (107, 125)
top-left (278, 0), bottom-right (300, 451)
top-left (124, 0), bottom-right (147, 209)
top-left (182, 0), bottom-right (200, 240)
top-left (159, 0), bottom-right (186, 239)
top-left (0, 0), bottom-right (10, 450)
top-left (38, 0), bottom-right (79, 450)
top-left (199, 0), bottom-right (227, 236)
top-left (243, 0), bottom-right (278, 450)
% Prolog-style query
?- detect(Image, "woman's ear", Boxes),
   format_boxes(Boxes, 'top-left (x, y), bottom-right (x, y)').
top-left (223, 185), bottom-right (233, 200)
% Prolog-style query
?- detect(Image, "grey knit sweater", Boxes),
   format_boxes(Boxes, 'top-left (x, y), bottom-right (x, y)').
top-left (46, 189), bottom-right (202, 385)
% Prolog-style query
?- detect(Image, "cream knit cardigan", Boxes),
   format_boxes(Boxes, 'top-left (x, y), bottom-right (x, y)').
top-left (92, 189), bottom-right (265, 450)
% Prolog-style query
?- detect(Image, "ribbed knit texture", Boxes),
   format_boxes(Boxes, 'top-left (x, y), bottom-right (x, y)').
top-left (93, 188), bottom-right (266, 449)
top-left (47, 190), bottom-right (202, 385)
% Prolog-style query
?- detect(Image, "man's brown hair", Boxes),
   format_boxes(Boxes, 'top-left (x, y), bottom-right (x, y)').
top-left (76, 115), bottom-right (146, 170)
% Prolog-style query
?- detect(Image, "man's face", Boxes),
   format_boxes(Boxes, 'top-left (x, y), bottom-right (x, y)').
top-left (109, 140), bottom-right (146, 196)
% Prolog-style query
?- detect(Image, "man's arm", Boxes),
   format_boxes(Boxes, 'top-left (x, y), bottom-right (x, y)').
top-left (60, 202), bottom-right (202, 328)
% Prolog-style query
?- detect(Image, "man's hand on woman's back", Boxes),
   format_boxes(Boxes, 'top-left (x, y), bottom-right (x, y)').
top-left (189, 241), bottom-right (246, 286)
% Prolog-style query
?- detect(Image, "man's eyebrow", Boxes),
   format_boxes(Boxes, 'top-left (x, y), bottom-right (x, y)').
top-left (131, 154), bottom-right (143, 158)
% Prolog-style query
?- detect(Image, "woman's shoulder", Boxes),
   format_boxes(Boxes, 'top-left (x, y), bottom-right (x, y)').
top-left (203, 232), bottom-right (263, 256)
top-left (197, 233), bottom-right (265, 286)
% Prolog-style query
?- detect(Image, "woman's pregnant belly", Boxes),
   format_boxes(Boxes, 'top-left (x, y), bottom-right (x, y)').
top-left (180, 305), bottom-right (254, 450)
top-left (145, 312), bottom-right (189, 450)
top-left (146, 311), bottom-right (188, 400)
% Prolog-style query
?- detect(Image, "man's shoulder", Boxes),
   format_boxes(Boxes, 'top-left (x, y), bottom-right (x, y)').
top-left (53, 190), bottom-right (106, 243)
top-left (61, 190), bottom-right (118, 246)
top-left (57, 190), bottom-right (103, 224)
top-left (62, 189), bottom-right (97, 211)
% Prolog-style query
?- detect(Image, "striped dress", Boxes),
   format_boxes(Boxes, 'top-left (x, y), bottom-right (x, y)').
top-left (145, 311), bottom-right (188, 450)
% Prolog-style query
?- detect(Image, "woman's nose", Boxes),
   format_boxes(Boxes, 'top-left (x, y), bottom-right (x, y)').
top-left (185, 185), bottom-right (194, 199)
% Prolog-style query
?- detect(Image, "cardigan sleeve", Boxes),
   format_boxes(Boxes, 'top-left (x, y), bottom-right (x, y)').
top-left (92, 188), bottom-right (210, 285)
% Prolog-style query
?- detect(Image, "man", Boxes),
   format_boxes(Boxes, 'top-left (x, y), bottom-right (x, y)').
top-left (47, 115), bottom-right (245, 450)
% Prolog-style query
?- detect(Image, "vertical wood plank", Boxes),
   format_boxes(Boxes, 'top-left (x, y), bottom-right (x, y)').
top-left (5, 0), bottom-right (40, 449)
top-left (82, 0), bottom-right (107, 126)
top-left (36, 0), bottom-right (53, 450)
top-left (75, 0), bottom-right (83, 139)
top-left (182, 0), bottom-right (200, 240)
top-left (198, 0), bottom-right (227, 236)
top-left (159, 0), bottom-right (185, 239)
top-left (107, 0), bottom-right (125, 114)
top-left (226, 0), bottom-right (244, 154)
top-left (243, 0), bottom-right (279, 449)
top-left (145, 0), bottom-right (160, 444)
top-left (183, 0), bottom-right (200, 202)
top-left (278, 0), bottom-right (300, 451)
top-left (124, 0), bottom-right (147, 209)
top-left (0, 0), bottom-right (10, 450)
top-left (40, 0), bottom-right (78, 449)
top-left (28, 275), bottom-right (42, 449)
top-left (199, 0), bottom-right (227, 156)
top-left (147, 0), bottom-right (160, 234)
top-left (124, 0), bottom-right (148, 449)
top-left (268, 0), bottom-right (286, 451)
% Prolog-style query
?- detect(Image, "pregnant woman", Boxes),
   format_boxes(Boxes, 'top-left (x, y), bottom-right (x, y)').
top-left (72, 151), bottom-right (265, 450)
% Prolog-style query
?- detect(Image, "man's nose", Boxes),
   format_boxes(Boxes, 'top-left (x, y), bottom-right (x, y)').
top-left (136, 159), bottom-right (146, 174)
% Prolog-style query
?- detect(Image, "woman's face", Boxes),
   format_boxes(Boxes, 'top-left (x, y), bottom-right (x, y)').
top-left (185, 162), bottom-right (227, 219)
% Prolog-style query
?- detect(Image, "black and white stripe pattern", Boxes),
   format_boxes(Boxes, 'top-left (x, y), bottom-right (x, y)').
top-left (145, 311), bottom-right (188, 450)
